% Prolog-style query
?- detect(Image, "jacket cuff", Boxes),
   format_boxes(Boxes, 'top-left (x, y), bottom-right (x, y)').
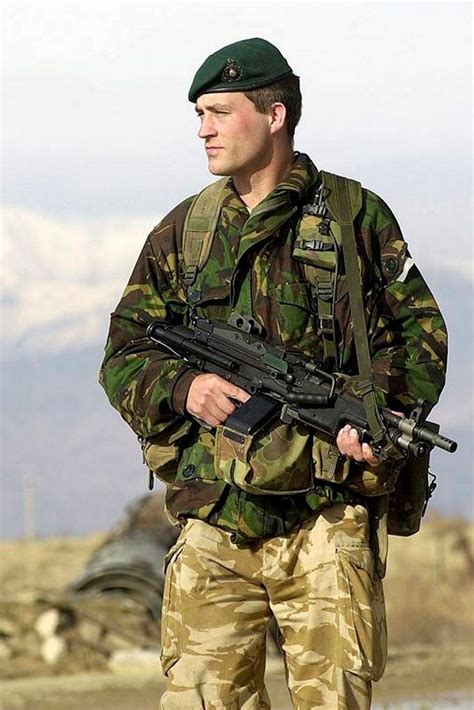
top-left (171, 367), bottom-right (200, 416)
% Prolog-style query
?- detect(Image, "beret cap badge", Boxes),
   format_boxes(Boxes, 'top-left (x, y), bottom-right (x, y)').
top-left (222, 58), bottom-right (243, 83)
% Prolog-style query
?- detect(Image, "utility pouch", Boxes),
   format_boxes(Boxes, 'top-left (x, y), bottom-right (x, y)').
top-left (292, 214), bottom-right (341, 364)
top-left (293, 214), bottom-right (339, 270)
top-left (387, 449), bottom-right (437, 536)
top-left (214, 421), bottom-right (314, 495)
top-left (312, 435), bottom-right (400, 497)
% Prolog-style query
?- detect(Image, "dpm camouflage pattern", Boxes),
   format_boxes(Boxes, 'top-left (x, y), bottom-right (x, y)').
top-left (159, 503), bottom-right (386, 709)
top-left (99, 153), bottom-right (447, 540)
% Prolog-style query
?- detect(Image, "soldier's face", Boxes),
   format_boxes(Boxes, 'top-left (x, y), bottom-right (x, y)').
top-left (195, 92), bottom-right (274, 178)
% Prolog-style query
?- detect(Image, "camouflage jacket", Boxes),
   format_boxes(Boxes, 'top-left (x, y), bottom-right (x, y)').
top-left (99, 153), bottom-right (447, 541)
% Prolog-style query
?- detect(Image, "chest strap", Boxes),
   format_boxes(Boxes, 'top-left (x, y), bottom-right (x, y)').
top-left (323, 172), bottom-right (386, 445)
top-left (182, 177), bottom-right (228, 286)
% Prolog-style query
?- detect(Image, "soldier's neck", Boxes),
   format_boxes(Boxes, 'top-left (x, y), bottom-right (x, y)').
top-left (233, 146), bottom-right (295, 210)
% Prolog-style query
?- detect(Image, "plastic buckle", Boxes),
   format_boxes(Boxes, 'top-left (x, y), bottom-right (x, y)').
top-left (318, 315), bottom-right (334, 334)
top-left (183, 265), bottom-right (198, 286)
top-left (318, 220), bottom-right (331, 236)
top-left (299, 239), bottom-right (323, 251)
top-left (354, 379), bottom-right (375, 398)
top-left (302, 189), bottom-right (328, 218)
top-left (316, 281), bottom-right (333, 302)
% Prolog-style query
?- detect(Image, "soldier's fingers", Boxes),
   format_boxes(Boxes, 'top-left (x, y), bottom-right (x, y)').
top-left (201, 414), bottom-right (222, 428)
top-left (337, 425), bottom-right (381, 465)
top-left (186, 401), bottom-right (222, 427)
top-left (187, 393), bottom-right (232, 424)
top-left (215, 393), bottom-right (237, 417)
top-left (190, 403), bottom-right (230, 427)
top-left (221, 383), bottom-right (251, 403)
top-left (346, 428), bottom-right (364, 461)
top-left (336, 424), bottom-right (352, 456)
top-left (361, 443), bottom-right (380, 467)
top-left (213, 400), bottom-right (236, 422)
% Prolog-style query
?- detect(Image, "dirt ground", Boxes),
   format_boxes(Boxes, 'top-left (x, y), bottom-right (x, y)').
top-left (1, 513), bottom-right (473, 708)
top-left (1, 649), bottom-right (473, 709)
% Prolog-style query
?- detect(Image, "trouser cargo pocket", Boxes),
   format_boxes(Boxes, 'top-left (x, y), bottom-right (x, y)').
top-left (335, 543), bottom-right (387, 681)
top-left (160, 537), bottom-right (185, 676)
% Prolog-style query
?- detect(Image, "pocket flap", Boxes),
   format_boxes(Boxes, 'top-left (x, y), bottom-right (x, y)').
top-left (293, 214), bottom-right (340, 271)
top-left (188, 279), bottom-right (231, 306)
top-left (272, 281), bottom-right (311, 309)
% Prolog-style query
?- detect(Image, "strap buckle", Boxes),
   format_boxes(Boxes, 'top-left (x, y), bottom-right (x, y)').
top-left (302, 189), bottom-right (328, 218)
top-left (316, 281), bottom-right (333, 302)
top-left (183, 265), bottom-right (198, 286)
top-left (318, 315), bottom-right (334, 334)
top-left (318, 220), bottom-right (331, 236)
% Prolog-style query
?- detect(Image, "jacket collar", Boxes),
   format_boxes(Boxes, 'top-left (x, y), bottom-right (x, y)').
top-left (221, 152), bottom-right (319, 214)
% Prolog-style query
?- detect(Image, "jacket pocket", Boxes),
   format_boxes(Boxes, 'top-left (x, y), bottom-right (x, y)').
top-left (174, 428), bottom-right (221, 486)
top-left (143, 420), bottom-right (193, 485)
top-left (272, 281), bottom-right (313, 348)
top-left (189, 280), bottom-right (231, 322)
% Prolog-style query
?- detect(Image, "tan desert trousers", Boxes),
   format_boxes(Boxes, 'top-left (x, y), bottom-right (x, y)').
top-left (159, 503), bottom-right (386, 710)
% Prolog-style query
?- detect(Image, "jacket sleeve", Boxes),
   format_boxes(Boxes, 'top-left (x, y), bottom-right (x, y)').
top-left (362, 191), bottom-right (448, 414)
top-left (99, 198), bottom-right (200, 439)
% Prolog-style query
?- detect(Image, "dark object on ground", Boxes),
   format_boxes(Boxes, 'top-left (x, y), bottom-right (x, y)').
top-left (69, 495), bottom-right (179, 619)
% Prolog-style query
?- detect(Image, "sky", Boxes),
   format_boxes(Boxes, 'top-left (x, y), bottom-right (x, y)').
top-left (2, 0), bottom-right (472, 387)
top-left (1, 1), bottom-right (473, 534)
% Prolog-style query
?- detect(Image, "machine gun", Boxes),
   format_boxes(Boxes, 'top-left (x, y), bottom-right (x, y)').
top-left (146, 313), bottom-right (457, 461)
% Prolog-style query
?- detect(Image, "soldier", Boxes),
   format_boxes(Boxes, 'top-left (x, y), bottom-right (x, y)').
top-left (100, 38), bottom-right (447, 709)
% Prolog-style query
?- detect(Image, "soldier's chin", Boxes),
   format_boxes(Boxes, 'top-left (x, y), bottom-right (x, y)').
top-left (207, 158), bottom-right (230, 176)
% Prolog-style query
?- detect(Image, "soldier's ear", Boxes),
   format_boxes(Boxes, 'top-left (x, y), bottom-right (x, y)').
top-left (268, 102), bottom-right (287, 135)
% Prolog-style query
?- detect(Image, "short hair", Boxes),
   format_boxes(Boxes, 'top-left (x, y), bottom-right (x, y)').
top-left (244, 74), bottom-right (302, 144)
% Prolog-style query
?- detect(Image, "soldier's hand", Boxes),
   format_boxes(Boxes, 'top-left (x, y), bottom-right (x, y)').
top-left (336, 425), bottom-right (380, 466)
top-left (336, 410), bottom-right (404, 465)
top-left (186, 373), bottom-right (251, 428)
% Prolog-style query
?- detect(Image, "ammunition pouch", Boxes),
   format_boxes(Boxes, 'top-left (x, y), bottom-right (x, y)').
top-left (212, 417), bottom-right (401, 498)
top-left (387, 452), bottom-right (436, 536)
top-left (312, 435), bottom-right (401, 497)
top-left (214, 421), bottom-right (314, 496)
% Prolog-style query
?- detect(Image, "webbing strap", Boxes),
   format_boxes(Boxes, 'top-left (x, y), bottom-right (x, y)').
top-left (182, 177), bottom-right (228, 285)
top-left (323, 172), bottom-right (386, 444)
top-left (303, 264), bottom-right (337, 363)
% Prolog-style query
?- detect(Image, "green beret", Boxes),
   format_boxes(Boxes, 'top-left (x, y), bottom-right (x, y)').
top-left (188, 37), bottom-right (294, 103)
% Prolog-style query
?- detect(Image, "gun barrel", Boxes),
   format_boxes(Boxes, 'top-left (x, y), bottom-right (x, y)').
top-left (384, 410), bottom-right (457, 453)
top-left (413, 425), bottom-right (458, 453)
